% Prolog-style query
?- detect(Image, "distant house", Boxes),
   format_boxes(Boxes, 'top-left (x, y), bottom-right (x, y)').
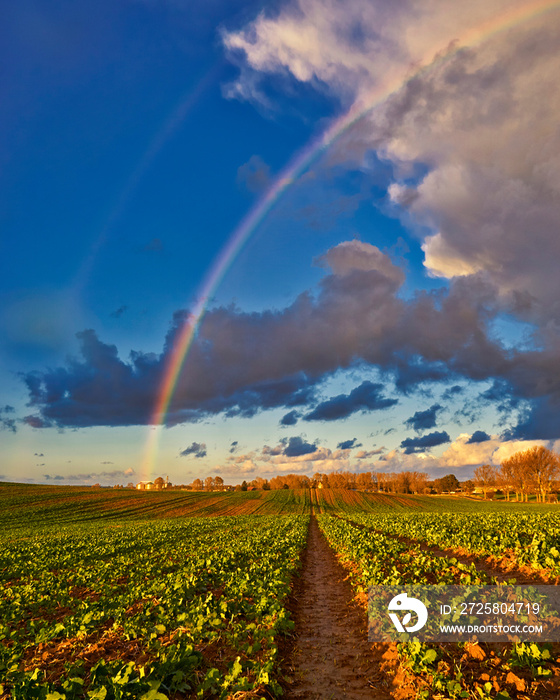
top-left (137, 481), bottom-right (154, 490)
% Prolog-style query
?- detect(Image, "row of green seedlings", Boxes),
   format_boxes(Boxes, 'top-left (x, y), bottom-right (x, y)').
top-left (317, 514), bottom-right (556, 700)
top-left (0, 515), bottom-right (309, 700)
top-left (346, 511), bottom-right (560, 574)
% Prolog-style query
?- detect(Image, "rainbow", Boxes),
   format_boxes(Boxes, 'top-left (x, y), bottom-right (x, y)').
top-left (140, 0), bottom-right (560, 481)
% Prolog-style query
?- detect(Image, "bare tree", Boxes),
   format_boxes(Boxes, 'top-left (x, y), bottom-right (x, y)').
top-left (356, 471), bottom-right (373, 491)
top-left (497, 457), bottom-right (516, 501)
top-left (473, 464), bottom-right (496, 499)
top-left (522, 446), bottom-right (560, 502)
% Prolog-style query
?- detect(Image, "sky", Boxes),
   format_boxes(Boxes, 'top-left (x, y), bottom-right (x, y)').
top-left (2, 0), bottom-right (560, 486)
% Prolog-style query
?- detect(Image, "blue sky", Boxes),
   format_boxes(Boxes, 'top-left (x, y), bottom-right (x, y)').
top-left (2, 0), bottom-right (560, 485)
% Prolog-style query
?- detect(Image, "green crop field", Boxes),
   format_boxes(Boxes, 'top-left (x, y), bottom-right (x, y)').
top-left (1, 483), bottom-right (559, 699)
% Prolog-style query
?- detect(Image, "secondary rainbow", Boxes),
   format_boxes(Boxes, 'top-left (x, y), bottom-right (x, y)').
top-left (140, 0), bottom-right (560, 481)
top-left (72, 65), bottom-right (220, 295)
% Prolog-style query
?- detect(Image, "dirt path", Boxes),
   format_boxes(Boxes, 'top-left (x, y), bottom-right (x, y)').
top-left (281, 516), bottom-right (395, 700)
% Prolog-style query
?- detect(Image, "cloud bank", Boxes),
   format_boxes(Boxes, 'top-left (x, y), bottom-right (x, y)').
top-left (19, 234), bottom-right (560, 440)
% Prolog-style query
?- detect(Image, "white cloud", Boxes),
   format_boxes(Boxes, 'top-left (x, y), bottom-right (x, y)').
top-left (224, 0), bottom-right (560, 324)
top-left (491, 439), bottom-right (552, 464)
top-left (439, 433), bottom-right (499, 467)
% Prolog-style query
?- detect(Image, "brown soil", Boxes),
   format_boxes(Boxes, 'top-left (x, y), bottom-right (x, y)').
top-left (281, 516), bottom-right (399, 699)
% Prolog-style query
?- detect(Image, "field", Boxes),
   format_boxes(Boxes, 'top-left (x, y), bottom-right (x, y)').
top-left (1, 483), bottom-right (560, 699)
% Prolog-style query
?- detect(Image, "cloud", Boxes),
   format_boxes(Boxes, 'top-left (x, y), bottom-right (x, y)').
top-left (304, 381), bottom-right (398, 421)
top-left (280, 409), bottom-right (299, 426)
top-left (229, 440), bottom-right (239, 453)
top-left (18, 237), bottom-right (560, 440)
top-left (280, 435), bottom-right (317, 457)
top-left (180, 442), bottom-right (207, 459)
top-left (0, 405), bottom-right (16, 433)
top-left (43, 469), bottom-right (135, 483)
top-left (355, 447), bottom-right (384, 459)
top-left (23, 415), bottom-right (52, 429)
top-left (100, 461), bottom-right (114, 464)
top-left (405, 404), bottom-right (442, 431)
top-left (219, 1), bottom-right (560, 442)
top-left (439, 434), bottom-right (560, 471)
top-left (400, 430), bottom-right (450, 454)
top-left (214, 460), bottom-right (261, 476)
top-left (34, 452), bottom-right (44, 457)
top-left (491, 439), bottom-right (555, 464)
top-left (236, 155), bottom-right (271, 193)
top-left (336, 437), bottom-right (362, 450)
top-left (375, 447), bottom-right (441, 473)
top-left (12, 268), bottom-right (504, 428)
top-left (442, 385), bottom-right (464, 400)
top-left (110, 306), bottom-right (128, 319)
top-left (315, 240), bottom-right (404, 285)
top-left (439, 433), bottom-right (498, 468)
top-left (466, 430), bottom-right (490, 444)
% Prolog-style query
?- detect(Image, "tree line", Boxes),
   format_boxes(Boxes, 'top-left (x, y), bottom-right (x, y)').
top-left (139, 445), bottom-right (560, 500)
top-left (473, 445), bottom-right (560, 502)
top-left (183, 471), bottom-right (441, 493)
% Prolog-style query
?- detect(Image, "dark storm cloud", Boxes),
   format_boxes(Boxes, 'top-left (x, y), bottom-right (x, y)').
top-left (280, 410), bottom-right (299, 426)
top-left (303, 381), bottom-right (398, 422)
top-left (478, 379), bottom-right (524, 425)
top-left (19, 241), bottom-right (560, 436)
top-left (466, 430), bottom-right (490, 444)
top-left (400, 431), bottom-right (450, 454)
top-left (502, 396), bottom-right (560, 441)
top-left (405, 404), bottom-right (442, 431)
top-left (180, 442), bottom-right (207, 459)
top-left (281, 436), bottom-right (317, 457)
top-left (336, 437), bottom-right (362, 450)
top-left (442, 385), bottom-right (464, 400)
